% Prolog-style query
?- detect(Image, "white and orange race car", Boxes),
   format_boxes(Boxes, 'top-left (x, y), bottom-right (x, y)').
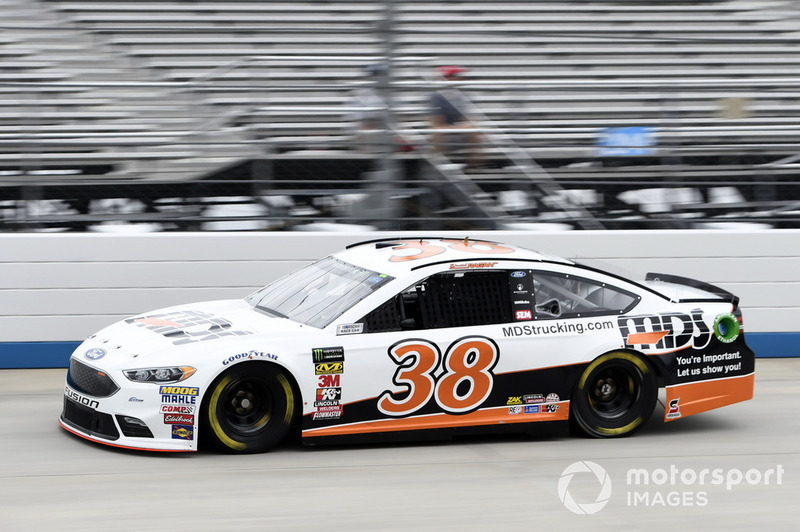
top-left (60, 237), bottom-right (755, 453)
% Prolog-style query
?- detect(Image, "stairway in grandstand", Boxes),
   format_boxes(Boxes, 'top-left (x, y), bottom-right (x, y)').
top-left (2, 0), bottom-right (800, 229)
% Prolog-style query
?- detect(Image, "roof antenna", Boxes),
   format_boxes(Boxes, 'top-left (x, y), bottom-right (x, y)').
top-left (463, 236), bottom-right (470, 246)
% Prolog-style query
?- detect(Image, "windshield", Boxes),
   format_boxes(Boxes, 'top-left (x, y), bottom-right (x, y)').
top-left (245, 256), bottom-right (393, 328)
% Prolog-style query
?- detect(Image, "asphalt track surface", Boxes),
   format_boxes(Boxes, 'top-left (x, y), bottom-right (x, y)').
top-left (0, 359), bottom-right (797, 532)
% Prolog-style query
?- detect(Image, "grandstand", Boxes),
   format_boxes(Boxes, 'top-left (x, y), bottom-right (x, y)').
top-left (1, 0), bottom-right (799, 230)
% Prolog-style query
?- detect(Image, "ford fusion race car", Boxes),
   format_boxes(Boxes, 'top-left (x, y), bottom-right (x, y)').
top-left (60, 238), bottom-right (755, 453)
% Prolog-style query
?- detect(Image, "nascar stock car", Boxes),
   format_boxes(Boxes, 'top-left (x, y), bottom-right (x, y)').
top-left (60, 237), bottom-right (755, 453)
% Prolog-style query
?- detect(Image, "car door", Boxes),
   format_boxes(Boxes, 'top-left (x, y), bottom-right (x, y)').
top-left (306, 267), bottom-right (534, 439)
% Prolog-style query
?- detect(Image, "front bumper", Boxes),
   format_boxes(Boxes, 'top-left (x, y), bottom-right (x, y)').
top-left (59, 357), bottom-right (198, 452)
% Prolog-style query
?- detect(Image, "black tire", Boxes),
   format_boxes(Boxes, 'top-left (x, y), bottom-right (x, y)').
top-left (202, 364), bottom-right (295, 453)
top-left (571, 351), bottom-right (657, 438)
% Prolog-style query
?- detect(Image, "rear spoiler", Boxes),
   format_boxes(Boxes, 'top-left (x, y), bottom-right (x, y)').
top-left (645, 272), bottom-right (739, 307)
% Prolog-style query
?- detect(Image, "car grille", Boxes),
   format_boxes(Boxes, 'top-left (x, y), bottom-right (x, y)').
top-left (62, 398), bottom-right (120, 440)
top-left (67, 358), bottom-right (119, 398)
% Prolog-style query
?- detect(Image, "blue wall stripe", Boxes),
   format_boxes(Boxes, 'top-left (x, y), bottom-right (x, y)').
top-left (1, 333), bottom-right (798, 369)
top-left (0, 342), bottom-right (79, 369)
top-left (743, 332), bottom-right (800, 358)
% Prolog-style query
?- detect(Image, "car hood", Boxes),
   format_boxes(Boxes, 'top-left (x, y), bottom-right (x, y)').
top-left (74, 299), bottom-right (307, 370)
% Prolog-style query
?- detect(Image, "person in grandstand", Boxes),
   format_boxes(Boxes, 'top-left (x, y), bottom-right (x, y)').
top-left (428, 65), bottom-right (485, 169)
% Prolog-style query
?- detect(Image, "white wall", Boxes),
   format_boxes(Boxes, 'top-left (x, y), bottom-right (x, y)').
top-left (1, 230), bottom-right (798, 343)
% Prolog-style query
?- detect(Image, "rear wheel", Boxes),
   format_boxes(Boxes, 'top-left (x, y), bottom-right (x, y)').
top-left (571, 351), bottom-right (656, 438)
top-left (202, 364), bottom-right (295, 453)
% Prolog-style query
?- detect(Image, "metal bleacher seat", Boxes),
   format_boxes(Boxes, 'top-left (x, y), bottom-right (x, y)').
top-left (1, 0), bottom-right (798, 230)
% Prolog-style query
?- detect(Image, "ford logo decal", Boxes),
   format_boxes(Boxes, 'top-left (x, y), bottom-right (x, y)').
top-left (511, 271), bottom-right (526, 278)
top-left (85, 347), bottom-right (107, 360)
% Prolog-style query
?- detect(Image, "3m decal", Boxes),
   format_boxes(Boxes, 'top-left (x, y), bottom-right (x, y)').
top-left (388, 239), bottom-right (514, 262)
top-left (377, 336), bottom-right (499, 416)
top-left (318, 374), bottom-right (341, 388)
top-left (126, 310), bottom-right (252, 345)
top-left (314, 362), bottom-right (344, 375)
top-left (619, 309), bottom-right (711, 353)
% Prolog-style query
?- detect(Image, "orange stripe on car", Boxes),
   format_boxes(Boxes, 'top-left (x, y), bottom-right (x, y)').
top-left (664, 373), bottom-right (754, 422)
top-left (303, 402), bottom-right (570, 438)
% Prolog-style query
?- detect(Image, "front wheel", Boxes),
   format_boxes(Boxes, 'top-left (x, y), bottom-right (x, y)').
top-left (202, 364), bottom-right (295, 453)
top-left (571, 351), bottom-right (657, 438)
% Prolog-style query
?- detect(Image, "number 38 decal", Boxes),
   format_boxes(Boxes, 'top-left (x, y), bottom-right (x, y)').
top-left (377, 337), bottom-right (499, 417)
